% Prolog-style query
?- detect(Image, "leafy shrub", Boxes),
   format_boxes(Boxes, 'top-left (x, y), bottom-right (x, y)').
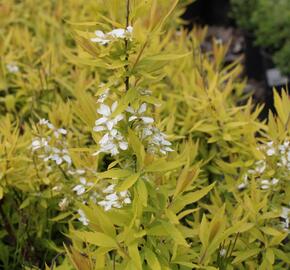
top-left (0, 0), bottom-right (289, 270)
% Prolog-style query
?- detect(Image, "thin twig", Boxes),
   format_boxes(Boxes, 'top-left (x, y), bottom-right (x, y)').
top-left (113, 251), bottom-right (116, 270)
top-left (124, 0), bottom-right (130, 92)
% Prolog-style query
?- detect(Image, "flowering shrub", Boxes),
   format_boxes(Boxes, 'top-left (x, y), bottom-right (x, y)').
top-left (0, 0), bottom-right (289, 270)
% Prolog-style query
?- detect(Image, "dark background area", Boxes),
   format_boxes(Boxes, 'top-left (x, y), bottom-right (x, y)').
top-left (182, 0), bottom-right (289, 120)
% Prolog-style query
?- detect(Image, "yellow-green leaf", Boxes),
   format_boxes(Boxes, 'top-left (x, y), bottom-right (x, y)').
top-left (72, 231), bottom-right (117, 248)
top-left (117, 172), bottom-right (141, 191)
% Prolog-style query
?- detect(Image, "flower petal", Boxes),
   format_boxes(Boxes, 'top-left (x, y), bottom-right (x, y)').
top-left (97, 104), bottom-right (111, 116)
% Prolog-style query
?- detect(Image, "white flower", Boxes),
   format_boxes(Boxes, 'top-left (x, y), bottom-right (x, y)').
top-left (51, 154), bottom-right (63, 165)
top-left (39, 119), bottom-right (49, 125)
top-left (237, 174), bottom-right (248, 190)
top-left (126, 26), bottom-right (133, 34)
top-left (219, 249), bottom-right (227, 257)
top-left (73, 177), bottom-right (93, 196)
top-left (103, 184), bottom-right (116, 194)
top-left (255, 160), bottom-right (266, 174)
top-left (39, 119), bottom-right (55, 129)
top-left (91, 30), bottom-right (110, 45)
top-left (260, 179), bottom-right (270, 190)
top-left (126, 103), bottom-right (154, 124)
top-left (107, 28), bottom-right (126, 38)
top-left (59, 197), bottom-right (69, 211)
top-left (271, 178), bottom-right (279, 185)
top-left (98, 186), bottom-right (131, 211)
top-left (6, 63), bottom-right (19, 73)
top-left (237, 182), bottom-right (248, 190)
top-left (150, 128), bottom-right (173, 154)
top-left (97, 87), bottom-right (110, 103)
top-left (119, 141), bottom-right (128, 150)
top-left (31, 138), bottom-right (49, 151)
top-left (93, 102), bottom-right (128, 156)
top-left (94, 101), bottom-right (123, 131)
top-left (48, 148), bottom-right (71, 166)
top-left (280, 207), bottom-right (290, 230)
top-left (77, 209), bottom-right (89, 226)
top-left (91, 26), bottom-right (133, 45)
top-left (266, 148), bottom-right (275, 156)
top-left (54, 128), bottom-right (67, 138)
top-left (95, 129), bottom-right (128, 156)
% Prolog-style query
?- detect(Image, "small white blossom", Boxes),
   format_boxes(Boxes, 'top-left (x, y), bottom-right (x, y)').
top-left (59, 197), bottom-right (69, 211)
top-left (280, 207), bottom-right (290, 230)
top-left (93, 101), bottom-right (128, 156)
top-left (97, 87), bottom-right (110, 103)
top-left (73, 177), bottom-right (93, 196)
top-left (6, 63), bottom-right (19, 73)
top-left (237, 174), bottom-right (248, 190)
top-left (94, 102), bottom-right (123, 131)
top-left (31, 138), bottom-right (49, 151)
top-left (149, 127), bottom-right (173, 155)
top-left (255, 160), bottom-right (266, 174)
top-left (266, 148), bottom-right (275, 156)
top-left (219, 249), bottom-right (227, 257)
top-left (126, 103), bottom-right (154, 124)
top-left (103, 184), bottom-right (116, 194)
top-left (39, 118), bottom-right (49, 125)
top-left (91, 26), bottom-right (133, 45)
top-left (91, 30), bottom-right (110, 45)
top-left (98, 185), bottom-right (131, 211)
top-left (271, 178), bottom-right (279, 185)
top-left (77, 209), bottom-right (89, 226)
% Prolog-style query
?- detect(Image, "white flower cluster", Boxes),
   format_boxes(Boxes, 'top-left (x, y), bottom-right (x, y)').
top-left (238, 140), bottom-right (290, 191)
top-left (126, 103), bottom-right (154, 124)
top-left (147, 127), bottom-right (174, 155)
top-left (93, 101), bottom-right (128, 156)
top-left (98, 184), bottom-right (131, 211)
top-left (91, 26), bottom-right (133, 45)
top-left (126, 103), bottom-right (173, 155)
top-left (276, 140), bottom-right (290, 169)
top-left (260, 140), bottom-right (290, 170)
top-left (31, 119), bottom-right (71, 166)
top-left (6, 63), bottom-right (19, 73)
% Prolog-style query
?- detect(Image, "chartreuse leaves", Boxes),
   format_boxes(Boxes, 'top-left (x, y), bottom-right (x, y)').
top-left (232, 249), bottom-right (261, 264)
top-left (144, 248), bottom-right (161, 270)
top-left (128, 128), bottom-right (145, 171)
top-left (117, 172), bottom-right (141, 191)
top-left (170, 182), bottom-right (216, 213)
top-left (72, 230), bottom-right (118, 248)
top-left (2, 0), bottom-right (290, 269)
top-left (144, 157), bottom-right (185, 173)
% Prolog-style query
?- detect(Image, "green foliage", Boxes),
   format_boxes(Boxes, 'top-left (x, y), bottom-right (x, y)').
top-left (230, 0), bottom-right (258, 31)
top-left (231, 0), bottom-right (290, 74)
top-left (0, 0), bottom-right (289, 270)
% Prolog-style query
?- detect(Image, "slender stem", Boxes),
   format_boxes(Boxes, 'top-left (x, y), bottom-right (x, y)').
top-left (0, 199), bottom-right (16, 245)
top-left (126, 0), bottom-right (130, 28)
top-left (131, 40), bottom-right (148, 72)
top-left (124, 0), bottom-right (130, 92)
top-left (113, 251), bottom-right (116, 270)
top-left (58, 165), bottom-right (70, 181)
